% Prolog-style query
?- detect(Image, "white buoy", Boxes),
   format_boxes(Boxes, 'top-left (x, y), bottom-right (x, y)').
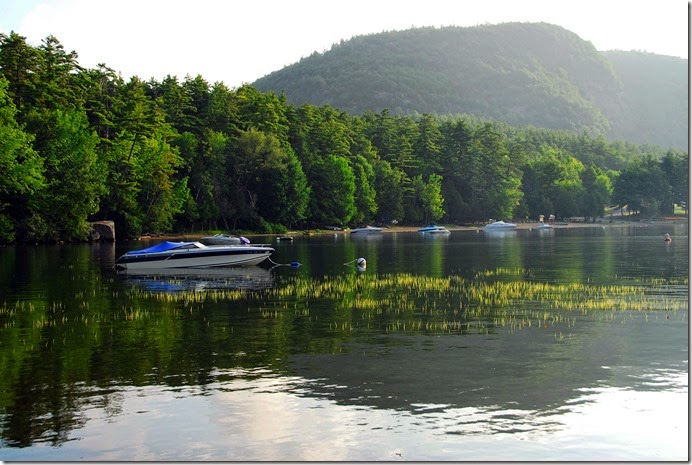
top-left (356, 257), bottom-right (366, 267)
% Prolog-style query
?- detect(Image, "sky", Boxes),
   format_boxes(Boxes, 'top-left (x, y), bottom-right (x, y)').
top-left (0, 0), bottom-right (688, 87)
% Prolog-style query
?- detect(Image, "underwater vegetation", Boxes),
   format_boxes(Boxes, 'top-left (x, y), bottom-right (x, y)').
top-left (1, 268), bottom-right (687, 339)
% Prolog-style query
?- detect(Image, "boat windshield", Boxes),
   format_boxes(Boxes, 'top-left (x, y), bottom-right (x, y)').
top-left (125, 241), bottom-right (198, 255)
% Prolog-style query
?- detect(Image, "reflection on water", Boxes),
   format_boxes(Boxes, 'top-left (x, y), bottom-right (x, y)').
top-left (117, 266), bottom-right (275, 292)
top-left (0, 224), bottom-right (687, 461)
top-left (482, 229), bottom-right (517, 237)
top-left (2, 365), bottom-right (685, 461)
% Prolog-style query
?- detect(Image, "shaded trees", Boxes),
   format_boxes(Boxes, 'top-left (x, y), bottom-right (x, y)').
top-left (374, 160), bottom-right (404, 223)
top-left (310, 155), bottom-right (356, 226)
top-left (0, 32), bottom-right (685, 242)
top-left (612, 155), bottom-right (673, 217)
top-left (28, 109), bottom-right (101, 241)
top-left (660, 150), bottom-right (688, 214)
top-left (229, 129), bottom-right (309, 231)
top-left (0, 32), bottom-right (40, 115)
top-left (460, 123), bottom-right (523, 221)
top-left (0, 78), bottom-right (44, 242)
top-left (580, 163), bottom-right (612, 222)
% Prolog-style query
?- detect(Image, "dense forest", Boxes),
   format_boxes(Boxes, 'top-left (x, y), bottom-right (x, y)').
top-left (253, 23), bottom-right (688, 151)
top-left (0, 31), bottom-right (687, 244)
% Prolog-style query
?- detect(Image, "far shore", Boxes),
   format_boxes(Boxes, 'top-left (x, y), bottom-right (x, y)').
top-left (139, 216), bottom-right (687, 241)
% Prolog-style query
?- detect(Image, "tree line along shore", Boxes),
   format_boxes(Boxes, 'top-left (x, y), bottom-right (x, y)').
top-left (0, 32), bottom-right (687, 244)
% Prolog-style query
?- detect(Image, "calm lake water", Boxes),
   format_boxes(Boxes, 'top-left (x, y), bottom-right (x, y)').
top-left (0, 223), bottom-right (688, 461)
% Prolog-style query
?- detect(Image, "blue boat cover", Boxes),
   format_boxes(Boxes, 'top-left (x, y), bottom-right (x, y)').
top-left (125, 241), bottom-right (196, 255)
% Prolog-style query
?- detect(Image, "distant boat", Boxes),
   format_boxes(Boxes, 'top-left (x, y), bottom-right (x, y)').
top-left (533, 222), bottom-right (554, 230)
top-left (115, 241), bottom-right (274, 270)
top-left (418, 224), bottom-right (451, 234)
top-left (350, 226), bottom-right (384, 234)
top-left (200, 234), bottom-right (249, 245)
top-left (483, 220), bottom-right (517, 231)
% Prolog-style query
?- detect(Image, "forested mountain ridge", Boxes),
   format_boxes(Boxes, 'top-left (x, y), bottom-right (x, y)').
top-left (253, 22), bottom-right (687, 150)
top-left (0, 30), bottom-right (687, 244)
top-left (602, 50), bottom-right (688, 150)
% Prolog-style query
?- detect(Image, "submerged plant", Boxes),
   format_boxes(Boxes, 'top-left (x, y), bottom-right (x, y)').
top-left (110, 268), bottom-right (688, 335)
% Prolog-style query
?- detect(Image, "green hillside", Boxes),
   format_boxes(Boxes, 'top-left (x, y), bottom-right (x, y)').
top-left (253, 22), bottom-right (687, 150)
top-left (603, 50), bottom-right (688, 150)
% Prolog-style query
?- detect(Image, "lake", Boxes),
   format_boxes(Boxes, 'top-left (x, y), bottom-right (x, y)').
top-left (0, 223), bottom-right (688, 461)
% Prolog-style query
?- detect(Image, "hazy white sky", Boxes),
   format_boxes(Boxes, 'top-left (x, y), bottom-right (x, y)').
top-left (1, 0), bottom-right (688, 87)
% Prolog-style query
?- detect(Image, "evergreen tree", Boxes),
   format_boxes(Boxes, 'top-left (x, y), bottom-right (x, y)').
top-left (660, 150), bottom-right (688, 214)
top-left (134, 134), bottom-right (189, 233)
top-left (421, 173), bottom-right (445, 224)
top-left (310, 155), bottom-right (356, 226)
top-left (413, 113), bottom-right (443, 177)
top-left (580, 163), bottom-right (612, 221)
top-left (374, 159), bottom-right (404, 223)
top-left (0, 32), bottom-right (40, 115)
top-left (29, 109), bottom-right (101, 241)
top-left (0, 78), bottom-right (44, 242)
top-left (612, 155), bottom-right (670, 217)
top-left (350, 154), bottom-right (377, 224)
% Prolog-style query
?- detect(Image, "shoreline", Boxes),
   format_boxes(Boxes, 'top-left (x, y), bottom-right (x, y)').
top-left (141, 217), bottom-right (687, 241)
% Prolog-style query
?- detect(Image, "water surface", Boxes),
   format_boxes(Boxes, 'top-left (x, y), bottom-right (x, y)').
top-left (0, 223), bottom-right (687, 461)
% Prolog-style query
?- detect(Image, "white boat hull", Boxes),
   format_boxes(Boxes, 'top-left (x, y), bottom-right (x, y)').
top-left (418, 227), bottom-right (450, 234)
top-left (483, 221), bottom-right (517, 231)
top-left (116, 245), bottom-right (273, 270)
top-left (350, 227), bottom-right (383, 234)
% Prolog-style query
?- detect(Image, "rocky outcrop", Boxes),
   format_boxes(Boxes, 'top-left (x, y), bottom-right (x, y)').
top-left (90, 221), bottom-right (115, 241)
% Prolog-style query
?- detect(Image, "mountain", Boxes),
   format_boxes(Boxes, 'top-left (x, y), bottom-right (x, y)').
top-left (253, 22), bottom-right (687, 151)
top-left (602, 50), bottom-right (688, 150)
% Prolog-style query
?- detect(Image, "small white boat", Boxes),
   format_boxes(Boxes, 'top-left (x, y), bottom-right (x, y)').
top-left (418, 224), bottom-right (451, 234)
top-left (350, 226), bottom-right (384, 234)
top-left (115, 241), bottom-right (274, 270)
top-left (483, 220), bottom-right (517, 231)
top-left (533, 222), bottom-right (554, 230)
top-left (200, 234), bottom-right (249, 245)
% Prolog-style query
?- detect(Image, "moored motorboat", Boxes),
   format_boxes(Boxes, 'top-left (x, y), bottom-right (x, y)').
top-left (350, 226), bottom-right (384, 234)
top-left (533, 222), bottom-right (554, 230)
top-left (115, 241), bottom-right (274, 270)
top-left (200, 234), bottom-right (249, 245)
top-left (417, 224), bottom-right (451, 234)
top-left (483, 220), bottom-right (517, 231)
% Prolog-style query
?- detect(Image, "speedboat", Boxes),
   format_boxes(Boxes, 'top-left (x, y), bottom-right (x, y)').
top-left (418, 224), bottom-right (451, 234)
top-left (483, 220), bottom-right (517, 231)
top-left (350, 226), bottom-right (384, 234)
top-left (115, 241), bottom-right (274, 270)
top-left (200, 233), bottom-right (249, 245)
